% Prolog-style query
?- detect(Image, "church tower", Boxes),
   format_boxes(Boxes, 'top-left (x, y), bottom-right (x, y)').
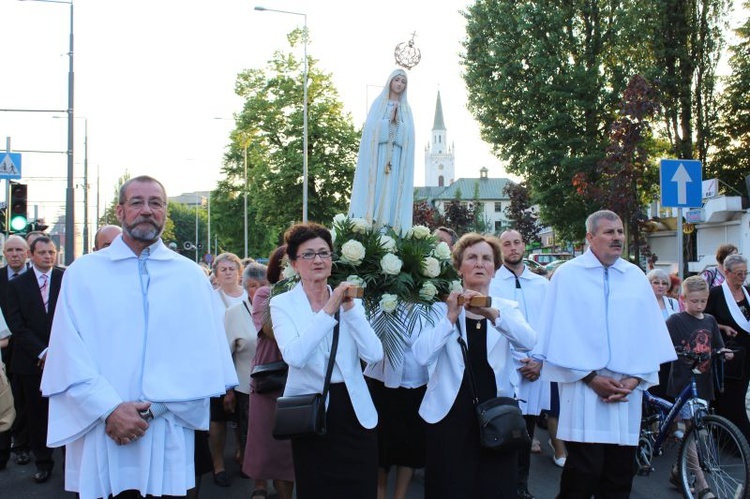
top-left (424, 90), bottom-right (455, 187)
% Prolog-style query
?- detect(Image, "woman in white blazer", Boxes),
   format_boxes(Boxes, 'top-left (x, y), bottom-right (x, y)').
top-left (413, 233), bottom-right (537, 499)
top-left (270, 223), bottom-right (383, 499)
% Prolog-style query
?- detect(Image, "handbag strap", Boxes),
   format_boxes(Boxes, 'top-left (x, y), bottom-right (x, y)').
top-left (455, 319), bottom-right (480, 406)
top-left (321, 311), bottom-right (340, 402)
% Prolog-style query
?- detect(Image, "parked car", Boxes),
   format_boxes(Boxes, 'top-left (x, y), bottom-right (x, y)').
top-left (544, 259), bottom-right (567, 275)
top-left (524, 258), bottom-right (543, 270)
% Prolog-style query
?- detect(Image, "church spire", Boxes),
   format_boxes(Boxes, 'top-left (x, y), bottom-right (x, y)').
top-left (432, 90), bottom-right (446, 131)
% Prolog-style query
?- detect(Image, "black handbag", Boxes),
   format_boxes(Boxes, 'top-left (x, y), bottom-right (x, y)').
top-left (272, 312), bottom-right (339, 440)
top-left (251, 360), bottom-right (288, 394)
top-left (457, 325), bottom-right (530, 453)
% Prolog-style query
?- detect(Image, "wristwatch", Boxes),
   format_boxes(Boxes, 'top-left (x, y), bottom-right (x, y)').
top-left (138, 408), bottom-right (154, 422)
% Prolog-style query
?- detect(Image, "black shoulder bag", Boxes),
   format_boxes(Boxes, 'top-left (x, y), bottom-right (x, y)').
top-left (457, 319), bottom-right (530, 453)
top-left (272, 311), bottom-right (339, 440)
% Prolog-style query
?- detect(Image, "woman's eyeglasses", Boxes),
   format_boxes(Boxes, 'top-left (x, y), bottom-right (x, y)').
top-left (297, 250), bottom-right (332, 261)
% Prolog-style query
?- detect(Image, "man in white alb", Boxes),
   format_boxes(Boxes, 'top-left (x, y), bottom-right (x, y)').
top-left (41, 176), bottom-right (237, 499)
top-left (489, 229), bottom-right (548, 499)
top-left (538, 210), bottom-right (676, 498)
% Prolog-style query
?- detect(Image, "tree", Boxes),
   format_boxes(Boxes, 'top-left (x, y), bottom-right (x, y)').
top-left (502, 181), bottom-right (541, 245)
top-left (711, 2), bottom-right (750, 197)
top-left (412, 201), bottom-right (443, 229)
top-left (167, 201), bottom-right (208, 260)
top-left (443, 200), bottom-right (475, 236)
top-left (648, 0), bottom-right (731, 163)
top-left (572, 74), bottom-right (660, 263)
top-left (461, 1), bottom-right (731, 241)
top-left (211, 29), bottom-right (360, 258)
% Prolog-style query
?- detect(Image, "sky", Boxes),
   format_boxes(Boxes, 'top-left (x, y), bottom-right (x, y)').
top-left (1, 0), bottom-right (747, 231)
top-left (0, 0), bottom-right (509, 230)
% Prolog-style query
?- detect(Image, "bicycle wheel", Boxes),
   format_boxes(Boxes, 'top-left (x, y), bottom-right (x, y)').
top-left (677, 415), bottom-right (750, 498)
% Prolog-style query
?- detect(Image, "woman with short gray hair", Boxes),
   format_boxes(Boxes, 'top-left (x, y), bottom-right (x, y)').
top-left (706, 253), bottom-right (750, 439)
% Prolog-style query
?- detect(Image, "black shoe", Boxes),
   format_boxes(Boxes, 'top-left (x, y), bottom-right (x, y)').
top-left (15, 451), bottom-right (30, 465)
top-left (518, 489), bottom-right (536, 499)
top-left (213, 471), bottom-right (230, 487)
top-left (34, 470), bottom-right (52, 483)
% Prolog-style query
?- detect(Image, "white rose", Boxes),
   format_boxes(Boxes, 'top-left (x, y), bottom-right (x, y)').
top-left (432, 241), bottom-right (452, 260)
top-left (450, 280), bottom-right (463, 293)
top-left (422, 257), bottom-right (441, 278)
top-left (419, 281), bottom-right (438, 301)
top-left (340, 240), bottom-right (366, 265)
top-left (351, 218), bottom-right (370, 234)
top-left (379, 234), bottom-right (396, 252)
top-left (282, 264), bottom-right (298, 279)
top-left (346, 275), bottom-right (366, 288)
top-left (330, 228), bottom-right (337, 241)
top-left (333, 213), bottom-right (347, 225)
top-left (380, 293), bottom-right (398, 313)
top-left (380, 253), bottom-right (403, 275)
top-left (409, 225), bottom-right (431, 239)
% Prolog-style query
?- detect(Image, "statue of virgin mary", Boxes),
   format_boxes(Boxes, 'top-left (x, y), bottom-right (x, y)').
top-left (349, 68), bottom-right (415, 235)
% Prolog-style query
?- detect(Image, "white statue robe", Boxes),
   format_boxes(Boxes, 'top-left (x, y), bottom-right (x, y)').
top-left (349, 69), bottom-right (415, 235)
top-left (538, 250), bottom-right (676, 445)
top-left (41, 236), bottom-right (237, 499)
top-left (489, 265), bottom-right (550, 415)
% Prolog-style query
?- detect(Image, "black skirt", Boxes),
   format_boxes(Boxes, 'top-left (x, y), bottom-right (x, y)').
top-left (291, 383), bottom-right (378, 499)
top-left (367, 377), bottom-right (427, 469)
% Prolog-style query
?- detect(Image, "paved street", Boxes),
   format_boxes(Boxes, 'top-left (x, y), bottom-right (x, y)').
top-left (0, 428), bottom-right (685, 498)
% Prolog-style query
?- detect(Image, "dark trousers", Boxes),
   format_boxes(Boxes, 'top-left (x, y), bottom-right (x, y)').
top-left (17, 373), bottom-right (52, 471)
top-left (558, 441), bottom-right (636, 499)
top-left (517, 415), bottom-right (537, 492)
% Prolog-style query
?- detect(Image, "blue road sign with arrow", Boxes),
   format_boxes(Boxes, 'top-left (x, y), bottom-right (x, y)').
top-left (660, 159), bottom-right (702, 208)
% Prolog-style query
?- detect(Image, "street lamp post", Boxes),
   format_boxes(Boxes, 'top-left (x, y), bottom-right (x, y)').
top-left (20, 0), bottom-right (75, 264)
top-left (254, 6), bottom-right (308, 223)
top-left (54, 115), bottom-right (88, 253)
top-left (243, 141), bottom-right (249, 259)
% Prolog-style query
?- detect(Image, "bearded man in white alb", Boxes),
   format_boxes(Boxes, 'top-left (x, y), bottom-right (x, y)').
top-left (41, 176), bottom-right (237, 499)
top-left (538, 210), bottom-right (676, 498)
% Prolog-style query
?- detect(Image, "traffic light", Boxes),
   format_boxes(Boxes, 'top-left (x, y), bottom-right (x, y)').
top-left (9, 182), bottom-right (28, 233)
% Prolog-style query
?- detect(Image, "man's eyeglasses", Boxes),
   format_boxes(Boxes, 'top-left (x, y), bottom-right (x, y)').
top-left (297, 250), bottom-right (332, 261)
top-left (124, 198), bottom-right (166, 211)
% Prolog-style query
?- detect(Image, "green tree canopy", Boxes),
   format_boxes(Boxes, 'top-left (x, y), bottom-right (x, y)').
top-left (211, 29), bottom-right (360, 259)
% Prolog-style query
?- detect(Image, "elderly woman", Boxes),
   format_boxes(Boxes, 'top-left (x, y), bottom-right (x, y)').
top-left (271, 223), bottom-right (384, 498)
top-left (646, 269), bottom-right (680, 399)
top-left (243, 247), bottom-right (294, 499)
top-left (706, 253), bottom-right (750, 439)
top-left (209, 252), bottom-right (246, 487)
top-left (701, 243), bottom-right (739, 289)
top-left (647, 269), bottom-right (681, 320)
top-left (413, 233), bottom-right (537, 498)
top-left (222, 262), bottom-right (267, 473)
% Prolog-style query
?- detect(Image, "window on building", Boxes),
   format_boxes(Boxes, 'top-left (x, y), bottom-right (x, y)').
top-left (494, 202), bottom-right (502, 212)
top-left (494, 221), bottom-right (503, 231)
top-left (438, 175), bottom-right (444, 187)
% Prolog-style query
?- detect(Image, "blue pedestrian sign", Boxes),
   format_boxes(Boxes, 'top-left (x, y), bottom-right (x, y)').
top-left (0, 153), bottom-right (21, 180)
top-left (660, 159), bottom-right (702, 208)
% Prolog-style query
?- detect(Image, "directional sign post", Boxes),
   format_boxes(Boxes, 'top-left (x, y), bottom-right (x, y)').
top-left (660, 159), bottom-right (702, 281)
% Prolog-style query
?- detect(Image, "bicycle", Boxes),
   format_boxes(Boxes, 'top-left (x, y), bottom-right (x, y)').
top-left (636, 349), bottom-right (750, 498)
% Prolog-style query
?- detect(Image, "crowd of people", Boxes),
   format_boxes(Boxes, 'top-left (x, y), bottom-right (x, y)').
top-left (0, 176), bottom-right (747, 499)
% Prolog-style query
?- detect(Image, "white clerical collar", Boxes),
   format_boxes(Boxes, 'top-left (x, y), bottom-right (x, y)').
top-left (581, 249), bottom-right (627, 273)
